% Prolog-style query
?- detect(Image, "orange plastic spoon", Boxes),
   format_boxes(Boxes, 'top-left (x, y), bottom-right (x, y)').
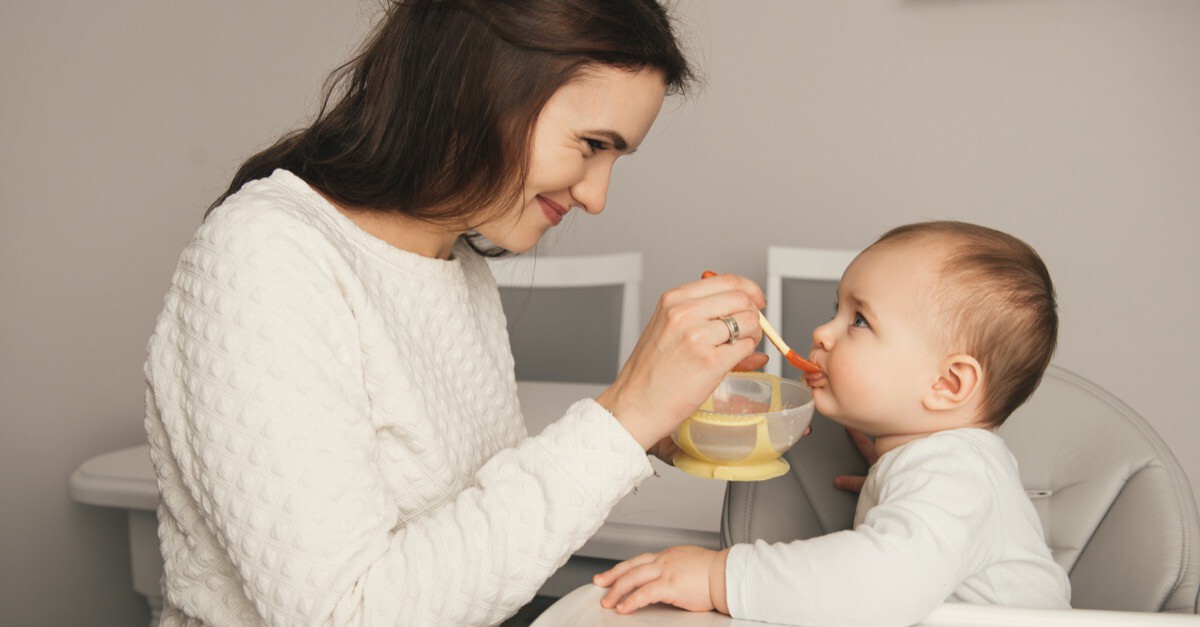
top-left (702, 270), bottom-right (822, 374)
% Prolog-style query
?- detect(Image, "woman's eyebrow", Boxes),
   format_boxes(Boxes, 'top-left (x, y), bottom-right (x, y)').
top-left (586, 129), bottom-right (633, 153)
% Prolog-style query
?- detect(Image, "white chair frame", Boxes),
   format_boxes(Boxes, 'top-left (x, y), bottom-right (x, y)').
top-left (764, 246), bottom-right (859, 376)
top-left (487, 252), bottom-right (642, 376)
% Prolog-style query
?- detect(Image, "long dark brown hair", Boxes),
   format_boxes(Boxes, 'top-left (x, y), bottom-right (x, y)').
top-left (208, 0), bottom-right (695, 255)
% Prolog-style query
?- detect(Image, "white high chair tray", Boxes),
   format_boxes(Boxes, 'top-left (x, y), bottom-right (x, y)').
top-left (532, 584), bottom-right (1200, 626)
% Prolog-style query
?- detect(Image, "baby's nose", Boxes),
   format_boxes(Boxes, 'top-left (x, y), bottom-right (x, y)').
top-left (811, 321), bottom-right (835, 350)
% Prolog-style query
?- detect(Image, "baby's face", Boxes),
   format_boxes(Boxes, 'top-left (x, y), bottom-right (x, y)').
top-left (804, 242), bottom-right (948, 437)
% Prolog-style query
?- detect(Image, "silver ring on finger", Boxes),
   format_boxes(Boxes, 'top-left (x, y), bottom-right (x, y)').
top-left (721, 316), bottom-right (740, 345)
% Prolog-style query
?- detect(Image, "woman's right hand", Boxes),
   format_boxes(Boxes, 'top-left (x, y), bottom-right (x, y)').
top-left (596, 273), bottom-right (768, 450)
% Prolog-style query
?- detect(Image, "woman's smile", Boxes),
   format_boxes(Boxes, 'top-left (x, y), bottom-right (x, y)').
top-left (538, 195), bottom-right (569, 226)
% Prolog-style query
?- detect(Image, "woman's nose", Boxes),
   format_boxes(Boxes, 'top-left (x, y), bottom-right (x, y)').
top-left (570, 162), bottom-right (612, 215)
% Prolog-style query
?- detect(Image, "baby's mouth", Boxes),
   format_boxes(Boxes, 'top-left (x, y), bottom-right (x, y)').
top-left (803, 371), bottom-right (826, 389)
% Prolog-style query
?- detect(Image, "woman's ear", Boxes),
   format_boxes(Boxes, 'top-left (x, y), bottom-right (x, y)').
top-left (923, 354), bottom-right (982, 412)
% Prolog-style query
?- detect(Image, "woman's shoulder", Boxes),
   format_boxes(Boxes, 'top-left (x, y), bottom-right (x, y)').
top-left (166, 171), bottom-right (352, 301)
top-left (203, 169), bottom-right (328, 237)
top-left (193, 170), bottom-right (346, 263)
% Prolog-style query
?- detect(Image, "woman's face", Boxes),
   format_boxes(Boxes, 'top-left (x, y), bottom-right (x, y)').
top-left (474, 66), bottom-right (668, 253)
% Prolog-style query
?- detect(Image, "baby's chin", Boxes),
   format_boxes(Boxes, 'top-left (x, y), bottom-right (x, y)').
top-left (809, 387), bottom-right (833, 416)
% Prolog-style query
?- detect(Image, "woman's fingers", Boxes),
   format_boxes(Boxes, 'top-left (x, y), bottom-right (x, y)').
top-left (675, 272), bottom-right (766, 309)
top-left (661, 292), bottom-right (761, 349)
top-left (647, 437), bottom-right (680, 465)
top-left (599, 273), bottom-right (770, 449)
top-left (702, 290), bottom-right (765, 333)
top-left (707, 309), bottom-right (761, 347)
top-left (731, 351), bottom-right (769, 373)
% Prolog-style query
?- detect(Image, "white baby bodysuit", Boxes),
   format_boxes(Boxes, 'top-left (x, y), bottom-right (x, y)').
top-left (725, 428), bottom-right (1070, 626)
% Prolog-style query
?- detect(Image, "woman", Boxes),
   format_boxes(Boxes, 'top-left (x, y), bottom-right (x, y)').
top-left (144, 1), bottom-right (767, 625)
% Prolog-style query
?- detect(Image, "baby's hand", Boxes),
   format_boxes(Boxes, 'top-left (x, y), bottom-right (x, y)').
top-left (833, 426), bottom-right (878, 493)
top-left (593, 545), bottom-right (729, 615)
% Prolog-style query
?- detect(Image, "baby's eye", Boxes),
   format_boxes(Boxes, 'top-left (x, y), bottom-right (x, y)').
top-left (584, 138), bottom-right (606, 152)
top-left (852, 312), bottom-right (870, 328)
top-left (831, 300), bottom-right (839, 320)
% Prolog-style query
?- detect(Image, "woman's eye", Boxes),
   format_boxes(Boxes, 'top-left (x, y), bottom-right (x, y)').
top-left (584, 138), bottom-right (606, 152)
top-left (852, 312), bottom-right (870, 328)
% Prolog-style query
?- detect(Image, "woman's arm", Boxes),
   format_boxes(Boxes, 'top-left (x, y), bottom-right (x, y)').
top-left (147, 215), bottom-right (655, 626)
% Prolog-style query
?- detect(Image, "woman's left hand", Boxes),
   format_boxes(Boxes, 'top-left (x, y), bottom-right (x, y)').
top-left (647, 437), bottom-right (680, 465)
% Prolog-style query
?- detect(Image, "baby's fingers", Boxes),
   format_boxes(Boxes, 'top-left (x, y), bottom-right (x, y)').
top-left (846, 427), bottom-right (878, 463)
top-left (833, 474), bottom-right (866, 493)
top-left (614, 580), bottom-right (670, 614)
top-left (593, 552), bottom-right (655, 589)
top-left (599, 563), bottom-right (662, 610)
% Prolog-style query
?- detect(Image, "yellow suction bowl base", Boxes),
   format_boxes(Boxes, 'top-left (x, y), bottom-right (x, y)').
top-left (673, 452), bottom-right (790, 482)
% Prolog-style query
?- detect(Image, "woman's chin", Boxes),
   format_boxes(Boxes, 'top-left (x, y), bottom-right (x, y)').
top-left (497, 233), bottom-right (542, 255)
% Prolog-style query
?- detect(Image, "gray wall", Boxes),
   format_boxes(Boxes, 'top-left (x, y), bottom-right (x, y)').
top-left (2, 1), bottom-right (1197, 624)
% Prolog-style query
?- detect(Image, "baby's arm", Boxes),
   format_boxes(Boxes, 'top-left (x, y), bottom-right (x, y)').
top-left (726, 436), bottom-right (995, 626)
top-left (593, 546), bottom-right (731, 614)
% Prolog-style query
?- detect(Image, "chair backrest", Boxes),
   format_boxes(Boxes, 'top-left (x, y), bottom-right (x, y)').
top-left (722, 364), bottom-right (1200, 613)
top-left (764, 246), bottom-right (859, 379)
top-left (487, 253), bottom-right (640, 384)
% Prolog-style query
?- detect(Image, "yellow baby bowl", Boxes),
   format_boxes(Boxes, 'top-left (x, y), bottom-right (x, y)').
top-left (672, 372), bottom-right (814, 481)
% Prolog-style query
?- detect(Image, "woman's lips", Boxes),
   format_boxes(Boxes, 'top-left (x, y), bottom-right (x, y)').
top-left (538, 196), bottom-right (568, 226)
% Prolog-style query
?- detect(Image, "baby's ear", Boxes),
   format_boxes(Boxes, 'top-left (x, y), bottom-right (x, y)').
top-left (923, 354), bottom-right (982, 412)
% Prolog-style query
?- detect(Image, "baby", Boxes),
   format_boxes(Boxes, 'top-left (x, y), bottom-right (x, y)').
top-left (593, 221), bottom-right (1071, 626)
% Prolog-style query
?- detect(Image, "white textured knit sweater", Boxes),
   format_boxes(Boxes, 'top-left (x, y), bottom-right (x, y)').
top-left (144, 169), bottom-right (654, 626)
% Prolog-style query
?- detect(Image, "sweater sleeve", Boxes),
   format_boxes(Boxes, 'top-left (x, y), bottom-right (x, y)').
top-left (724, 437), bottom-right (999, 627)
top-left (147, 214), bottom-right (653, 626)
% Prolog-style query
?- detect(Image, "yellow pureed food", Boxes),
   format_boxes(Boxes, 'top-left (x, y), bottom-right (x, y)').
top-left (671, 372), bottom-right (814, 481)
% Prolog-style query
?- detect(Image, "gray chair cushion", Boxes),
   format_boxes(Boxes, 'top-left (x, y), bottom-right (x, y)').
top-left (721, 365), bottom-right (1200, 613)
